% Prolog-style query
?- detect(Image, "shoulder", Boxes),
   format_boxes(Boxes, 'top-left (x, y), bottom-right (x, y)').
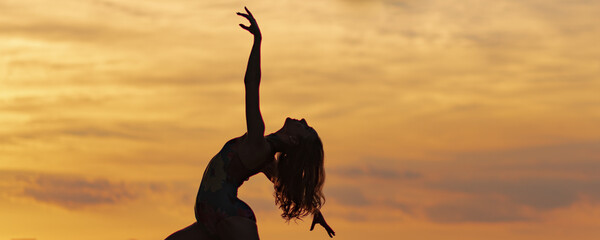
top-left (235, 133), bottom-right (271, 171)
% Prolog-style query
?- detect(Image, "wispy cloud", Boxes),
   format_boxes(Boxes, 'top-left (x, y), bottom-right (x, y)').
top-left (0, 170), bottom-right (133, 209)
top-left (0, 170), bottom-right (194, 210)
top-left (418, 140), bottom-right (600, 222)
top-left (422, 174), bottom-right (600, 223)
top-left (337, 140), bottom-right (600, 223)
top-left (89, 0), bottom-right (155, 18)
top-left (330, 164), bottom-right (422, 180)
top-left (430, 177), bottom-right (599, 211)
top-left (326, 185), bottom-right (371, 207)
top-left (22, 175), bottom-right (134, 209)
top-left (452, 140), bottom-right (600, 176)
top-left (425, 197), bottom-right (531, 223)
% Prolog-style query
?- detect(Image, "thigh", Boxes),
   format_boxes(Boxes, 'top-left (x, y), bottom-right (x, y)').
top-left (165, 222), bottom-right (216, 240)
top-left (216, 216), bottom-right (260, 240)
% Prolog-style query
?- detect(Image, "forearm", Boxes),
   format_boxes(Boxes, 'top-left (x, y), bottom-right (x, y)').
top-left (243, 37), bottom-right (262, 87)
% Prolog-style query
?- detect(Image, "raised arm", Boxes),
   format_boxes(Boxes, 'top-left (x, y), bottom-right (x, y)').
top-left (238, 7), bottom-right (264, 143)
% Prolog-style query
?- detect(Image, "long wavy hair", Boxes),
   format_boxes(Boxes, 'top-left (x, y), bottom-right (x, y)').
top-left (274, 128), bottom-right (325, 221)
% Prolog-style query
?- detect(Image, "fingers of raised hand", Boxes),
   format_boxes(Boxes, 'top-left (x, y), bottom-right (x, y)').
top-left (237, 12), bottom-right (256, 27)
top-left (244, 6), bottom-right (253, 17)
top-left (237, 12), bottom-right (250, 19)
top-left (239, 24), bottom-right (251, 31)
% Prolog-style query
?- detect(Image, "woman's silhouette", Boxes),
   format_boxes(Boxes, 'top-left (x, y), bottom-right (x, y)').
top-left (165, 7), bottom-right (335, 240)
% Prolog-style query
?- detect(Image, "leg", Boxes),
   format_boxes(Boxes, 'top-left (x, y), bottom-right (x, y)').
top-left (165, 222), bottom-right (216, 240)
top-left (216, 216), bottom-right (260, 240)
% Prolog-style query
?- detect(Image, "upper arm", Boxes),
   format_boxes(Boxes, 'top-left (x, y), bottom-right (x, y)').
top-left (245, 84), bottom-right (265, 143)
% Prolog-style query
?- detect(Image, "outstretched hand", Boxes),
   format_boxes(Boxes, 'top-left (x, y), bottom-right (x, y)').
top-left (311, 211), bottom-right (335, 238)
top-left (237, 7), bottom-right (261, 39)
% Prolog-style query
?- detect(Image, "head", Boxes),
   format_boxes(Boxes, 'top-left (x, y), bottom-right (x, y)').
top-left (273, 117), bottom-right (325, 221)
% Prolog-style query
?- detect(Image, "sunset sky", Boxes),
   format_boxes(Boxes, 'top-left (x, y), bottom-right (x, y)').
top-left (1, 0), bottom-right (600, 239)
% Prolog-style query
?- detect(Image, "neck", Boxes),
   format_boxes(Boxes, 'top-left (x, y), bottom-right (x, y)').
top-left (266, 133), bottom-right (286, 153)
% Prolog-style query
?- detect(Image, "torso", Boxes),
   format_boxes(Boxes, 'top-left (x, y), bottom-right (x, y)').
top-left (194, 134), bottom-right (274, 236)
top-left (199, 134), bottom-right (271, 191)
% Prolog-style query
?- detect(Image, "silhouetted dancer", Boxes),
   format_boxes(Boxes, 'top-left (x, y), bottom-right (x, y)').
top-left (165, 7), bottom-right (335, 240)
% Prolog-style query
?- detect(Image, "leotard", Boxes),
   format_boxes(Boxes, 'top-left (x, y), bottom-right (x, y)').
top-left (194, 134), bottom-right (276, 237)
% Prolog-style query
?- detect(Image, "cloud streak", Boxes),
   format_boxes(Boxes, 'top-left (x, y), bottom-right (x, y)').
top-left (0, 170), bottom-right (196, 210)
top-left (0, 170), bottom-right (134, 209)
top-left (418, 140), bottom-right (600, 223)
top-left (330, 164), bottom-right (422, 180)
top-left (425, 197), bottom-right (531, 223)
top-left (422, 176), bottom-right (600, 223)
top-left (22, 175), bottom-right (133, 209)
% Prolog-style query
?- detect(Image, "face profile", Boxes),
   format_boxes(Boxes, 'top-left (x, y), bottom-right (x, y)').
top-left (276, 117), bottom-right (315, 147)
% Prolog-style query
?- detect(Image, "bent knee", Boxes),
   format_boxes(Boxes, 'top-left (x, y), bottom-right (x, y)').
top-left (165, 222), bottom-right (213, 240)
top-left (216, 216), bottom-right (259, 240)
